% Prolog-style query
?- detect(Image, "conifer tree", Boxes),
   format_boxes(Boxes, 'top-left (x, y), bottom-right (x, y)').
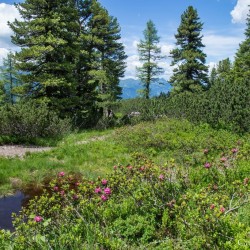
top-left (170, 6), bottom-right (208, 93)
top-left (9, 0), bottom-right (79, 114)
top-left (234, 9), bottom-right (250, 77)
top-left (136, 20), bottom-right (164, 99)
top-left (0, 52), bottom-right (22, 104)
top-left (76, 0), bottom-right (126, 123)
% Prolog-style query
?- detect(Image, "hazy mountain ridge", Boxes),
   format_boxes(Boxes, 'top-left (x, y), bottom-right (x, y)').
top-left (120, 78), bottom-right (171, 99)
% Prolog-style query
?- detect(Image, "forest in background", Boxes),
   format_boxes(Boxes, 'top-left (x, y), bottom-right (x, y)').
top-left (0, 0), bottom-right (249, 142)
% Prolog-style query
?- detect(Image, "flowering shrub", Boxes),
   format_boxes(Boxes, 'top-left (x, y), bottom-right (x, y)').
top-left (0, 149), bottom-right (249, 249)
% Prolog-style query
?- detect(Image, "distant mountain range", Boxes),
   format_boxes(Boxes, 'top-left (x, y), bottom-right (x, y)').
top-left (119, 78), bottom-right (171, 99)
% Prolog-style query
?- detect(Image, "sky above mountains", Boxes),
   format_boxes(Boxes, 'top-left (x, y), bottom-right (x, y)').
top-left (0, 0), bottom-right (249, 80)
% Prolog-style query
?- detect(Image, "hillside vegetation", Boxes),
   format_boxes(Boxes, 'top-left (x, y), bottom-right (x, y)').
top-left (0, 118), bottom-right (249, 249)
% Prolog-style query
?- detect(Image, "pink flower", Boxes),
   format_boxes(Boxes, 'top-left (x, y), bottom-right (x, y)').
top-left (60, 190), bottom-right (65, 196)
top-left (101, 179), bottom-right (108, 185)
top-left (203, 149), bottom-right (209, 154)
top-left (159, 174), bottom-right (164, 180)
top-left (220, 157), bottom-right (227, 162)
top-left (75, 182), bottom-right (80, 186)
top-left (220, 207), bottom-right (226, 213)
top-left (113, 165), bottom-right (117, 170)
top-left (204, 162), bottom-right (211, 169)
top-left (58, 171), bottom-right (65, 177)
top-left (34, 216), bottom-right (43, 222)
top-left (231, 148), bottom-right (238, 154)
top-left (95, 187), bottom-right (102, 194)
top-left (140, 166), bottom-right (145, 171)
top-left (127, 165), bottom-right (133, 170)
top-left (101, 195), bottom-right (108, 201)
top-left (104, 187), bottom-right (111, 195)
top-left (210, 204), bottom-right (215, 210)
top-left (73, 194), bottom-right (79, 200)
top-left (53, 186), bottom-right (59, 191)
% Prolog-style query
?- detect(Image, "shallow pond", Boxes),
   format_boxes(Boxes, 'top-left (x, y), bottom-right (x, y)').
top-left (0, 173), bottom-right (82, 231)
top-left (0, 191), bottom-right (27, 231)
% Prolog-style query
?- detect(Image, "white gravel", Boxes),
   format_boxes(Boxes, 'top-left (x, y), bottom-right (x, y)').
top-left (0, 145), bottom-right (52, 158)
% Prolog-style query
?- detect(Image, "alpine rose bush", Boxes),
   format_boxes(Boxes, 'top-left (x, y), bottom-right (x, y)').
top-left (1, 150), bottom-right (249, 249)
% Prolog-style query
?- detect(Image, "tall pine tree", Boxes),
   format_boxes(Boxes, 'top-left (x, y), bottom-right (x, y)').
top-left (136, 20), bottom-right (164, 99)
top-left (234, 9), bottom-right (250, 77)
top-left (76, 0), bottom-right (126, 123)
top-left (9, 0), bottom-right (79, 115)
top-left (169, 6), bottom-right (208, 93)
top-left (0, 51), bottom-right (22, 104)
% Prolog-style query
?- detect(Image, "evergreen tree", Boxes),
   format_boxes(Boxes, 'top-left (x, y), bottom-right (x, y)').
top-left (76, 0), bottom-right (126, 123)
top-left (169, 6), bottom-right (208, 93)
top-left (99, 15), bottom-right (127, 102)
top-left (217, 58), bottom-right (232, 76)
top-left (234, 9), bottom-right (250, 77)
top-left (136, 20), bottom-right (164, 99)
top-left (0, 52), bottom-right (22, 104)
top-left (208, 67), bottom-right (217, 89)
top-left (9, 0), bottom-right (80, 115)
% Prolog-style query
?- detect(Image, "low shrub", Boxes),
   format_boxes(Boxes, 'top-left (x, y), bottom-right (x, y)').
top-left (1, 147), bottom-right (249, 249)
top-left (0, 100), bottom-right (72, 143)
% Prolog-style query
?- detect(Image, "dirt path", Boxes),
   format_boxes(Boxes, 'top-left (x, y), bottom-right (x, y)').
top-left (0, 145), bottom-right (52, 158)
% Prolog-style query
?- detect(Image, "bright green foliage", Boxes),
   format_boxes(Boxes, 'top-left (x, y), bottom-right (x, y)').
top-left (1, 136), bottom-right (249, 249)
top-left (208, 67), bottom-right (217, 88)
top-left (9, 0), bottom-right (79, 115)
top-left (136, 20), bottom-right (164, 99)
top-left (170, 6), bottom-right (208, 93)
top-left (0, 52), bottom-right (22, 104)
top-left (0, 100), bottom-right (71, 140)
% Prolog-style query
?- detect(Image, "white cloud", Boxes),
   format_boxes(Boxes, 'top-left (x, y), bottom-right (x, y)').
top-left (231, 0), bottom-right (250, 23)
top-left (0, 3), bottom-right (21, 64)
top-left (124, 55), bottom-right (141, 79)
top-left (203, 32), bottom-right (243, 60)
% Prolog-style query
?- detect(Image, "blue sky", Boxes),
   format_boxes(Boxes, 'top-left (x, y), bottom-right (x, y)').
top-left (0, 0), bottom-right (249, 79)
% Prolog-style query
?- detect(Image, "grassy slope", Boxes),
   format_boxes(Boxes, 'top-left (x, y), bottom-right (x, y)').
top-left (0, 118), bottom-right (249, 195)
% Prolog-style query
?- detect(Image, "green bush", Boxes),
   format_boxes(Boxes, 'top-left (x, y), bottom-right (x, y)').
top-left (0, 100), bottom-right (72, 142)
top-left (1, 145), bottom-right (249, 249)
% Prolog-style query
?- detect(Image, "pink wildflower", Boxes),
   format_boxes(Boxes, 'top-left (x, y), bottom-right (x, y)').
top-left (34, 216), bottom-right (43, 222)
top-left (104, 187), bottom-right (111, 195)
top-left (60, 190), bottom-right (65, 196)
top-left (75, 182), bottom-right (80, 186)
top-left (220, 157), bottom-right (227, 162)
top-left (58, 171), bottom-right (65, 177)
top-left (101, 195), bottom-right (108, 201)
top-left (210, 204), bottom-right (215, 210)
top-left (113, 165), bottom-right (117, 170)
top-left (127, 165), bottom-right (133, 170)
top-left (159, 174), bottom-right (164, 180)
top-left (53, 186), bottom-right (59, 192)
top-left (231, 148), bottom-right (238, 154)
top-left (140, 166), bottom-right (145, 171)
top-left (101, 179), bottom-right (108, 185)
top-left (220, 207), bottom-right (226, 213)
top-left (95, 187), bottom-right (102, 194)
top-left (73, 194), bottom-right (79, 200)
top-left (204, 162), bottom-right (211, 169)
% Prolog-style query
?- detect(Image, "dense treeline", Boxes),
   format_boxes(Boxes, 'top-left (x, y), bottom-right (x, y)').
top-left (0, 0), bottom-right (126, 136)
top-left (0, 2), bottom-right (249, 140)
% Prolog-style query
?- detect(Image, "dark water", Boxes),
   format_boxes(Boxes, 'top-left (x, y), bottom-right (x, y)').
top-left (0, 191), bottom-right (26, 231)
top-left (0, 173), bottom-right (83, 231)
